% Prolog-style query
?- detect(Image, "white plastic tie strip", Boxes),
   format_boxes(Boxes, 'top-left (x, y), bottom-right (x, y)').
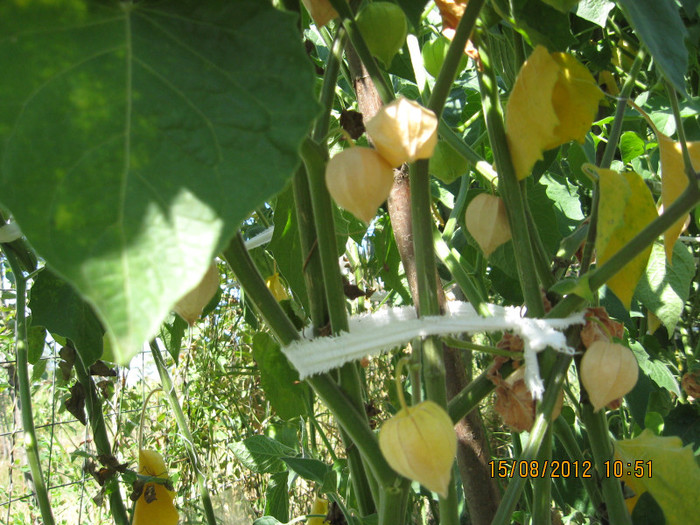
top-left (283, 302), bottom-right (585, 399)
top-left (244, 226), bottom-right (274, 250)
top-left (0, 223), bottom-right (21, 243)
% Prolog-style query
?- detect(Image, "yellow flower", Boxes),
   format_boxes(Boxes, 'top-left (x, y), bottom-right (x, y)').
top-left (506, 46), bottom-right (603, 180)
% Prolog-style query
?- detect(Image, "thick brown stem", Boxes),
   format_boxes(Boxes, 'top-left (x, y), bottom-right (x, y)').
top-left (346, 43), bottom-right (499, 525)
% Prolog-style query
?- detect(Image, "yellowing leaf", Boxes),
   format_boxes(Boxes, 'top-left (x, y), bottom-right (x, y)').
top-left (656, 134), bottom-right (699, 261)
top-left (133, 449), bottom-right (179, 525)
top-left (629, 101), bottom-right (698, 262)
top-left (506, 46), bottom-right (603, 179)
top-left (593, 167), bottom-right (657, 309)
top-left (614, 429), bottom-right (700, 524)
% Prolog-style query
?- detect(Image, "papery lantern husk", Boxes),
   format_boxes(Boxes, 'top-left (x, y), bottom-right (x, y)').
top-left (133, 449), bottom-right (178, 525)
top-left (580, 341), bottom-right (639, 412)
top-left (465, 193), bottom-right (512, 257)
top-left (325, 147), bottom-right (394, 224)
top-left (379, 400), bottom-right (456, 498)
top-left (365, 97), bottom-right (438, 168)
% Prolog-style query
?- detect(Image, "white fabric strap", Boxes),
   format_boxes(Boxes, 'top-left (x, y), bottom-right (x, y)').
top-left (283, 302), bottom-right (585, 399)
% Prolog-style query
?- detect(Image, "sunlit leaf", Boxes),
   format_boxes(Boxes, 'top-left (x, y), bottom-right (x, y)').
top-left (614, 429), bottom-right (700, 523)
top-left (506, 46), bottom-right (602, 179)
top-left (592, 166), bottom-right (657, 309)
top-left (0, 1), bottom-right (317, 364)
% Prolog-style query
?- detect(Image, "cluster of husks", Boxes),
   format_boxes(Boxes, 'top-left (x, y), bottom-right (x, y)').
top-left (379, 400), bottom-right (456, 498)
top-left (325, 98), bottom-right (438, 224)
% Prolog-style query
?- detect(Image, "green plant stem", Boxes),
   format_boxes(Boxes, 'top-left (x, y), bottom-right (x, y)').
top-left (292, 167), bottom-right (329, 329)
top-left (1, 247), bottom-right (55, 525)
top-left (428, 0), bottom-right (485, 117)
top-left (549, 183), bottom-right (700, 318)
top-left (73, 358), bottom-right (129, 525)
top-left (552, 416), bottom-right (603, 509)
top-left (433, 230), bottom-right (490, 316)
top-left (438, 121), bottom-right (498, 184)
top-left (328, 0), bottom-right (394, 103)
top-left (523, 188), bottom-right (555, 289)
top-left (314, 28), bottom-right (346, 143)
top-left (222, 233), bottom-right (397, 489)
top-left (531, 429), bottom-right (552, 525)
top-left (441, 336), bottom-right (521, 359)
top-left (581, 50), bottom-right (645, 275)
top-left (223, 233), bottom-right (300, 344)
top-left (299, 138), bottom-right (377, 513)
top-left (447, 361), bottom-right (514, 423)
top-left (300, 138), bottom-right (349, 334)
top-left (149, 340), bottom-right (217, 525)
top-left (491, 354), bottom-right (571, 525)
top-left (475, 32), bottom-right (545, 317)
top-left (600, 50), bottom-right (645, 170)
top-left (580, 405), bottom-right (632, 525)
top-left (666, 79), bottom-right (699, 184)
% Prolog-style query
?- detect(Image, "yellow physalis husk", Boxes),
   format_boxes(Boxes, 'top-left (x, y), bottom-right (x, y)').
top-left (265, 272), bottom-right (289, 302)
top-left (133, 449), bottom-right (179, 525)
top-left (464, 193), bottom-right (512, 257)
top-left (580, 341), bottom-right (638, 412)
top-left (307, 496), bottom-right (329, 525)
top-left (506, 45), bottom-right (603, 180)
top-left (365, 97), bottom-right (438, 168)
top-left (173, 262), bottom-right (219, 325)
top-left (379, 400), bottom-right (456, 498)
top-left (325, 147), bottom-right (394, 224)
top-left (301, 0), bottom-right (338, 28)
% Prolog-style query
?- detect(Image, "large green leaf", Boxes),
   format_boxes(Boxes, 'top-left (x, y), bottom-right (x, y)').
top-left (635, 242), bottom-right (694, 333)
top-left (617, 0), bottom-right (688, 97)
top-left (29, 269), bottom-right (104, 367)
top-left (628, 340), bottom-right (681, 398)
top-left (264, 471), bottom-right (289, 522)
top-left (0, 1), bottom-right (318, 364)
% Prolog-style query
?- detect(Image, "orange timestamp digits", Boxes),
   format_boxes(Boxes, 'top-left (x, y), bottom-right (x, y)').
top-left (489, 460), bottom-right (594, 478)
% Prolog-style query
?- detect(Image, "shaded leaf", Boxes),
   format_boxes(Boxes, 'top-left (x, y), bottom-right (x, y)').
top-left (264, 471), bottom-right (289, 523)
top-left (614, 429), bottom-right (700, 522)
top-left (0, 1), bottom-right (318, 364)
top-left (26, 323), bottom-right (46, 365)
top-left (510, 0), bottom-right (576, 50)
top-left (593, 167), bottom-right (657, 309)
top-left (281, 457), bottom-right (330, 484)
top-left (230, 435), bottom-right (295, 474)
top-left (617, 0), bottom-right (688, 97)
top-left (634, 242), bottom-right (694, 333)
top-left (30, 269), bottom-right (104, 367)
top-left (253, 333), bottom-right (309, 421)
top-left (540, 0), bottom-right (580, 12)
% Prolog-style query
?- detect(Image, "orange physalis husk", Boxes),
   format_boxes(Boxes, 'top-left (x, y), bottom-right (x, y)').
top-left (307, 496), bottom-right (330, 525)
top-left (133, 449), bottom-right (179, 525)
top-left (506, 46), bottom-right (603, 180)
top-left (265, 272), bottom-right (289, 302)
top-left (435, 0), bottom-right (467, 30)
top-left (301, 0), bottom-right (338, 28)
